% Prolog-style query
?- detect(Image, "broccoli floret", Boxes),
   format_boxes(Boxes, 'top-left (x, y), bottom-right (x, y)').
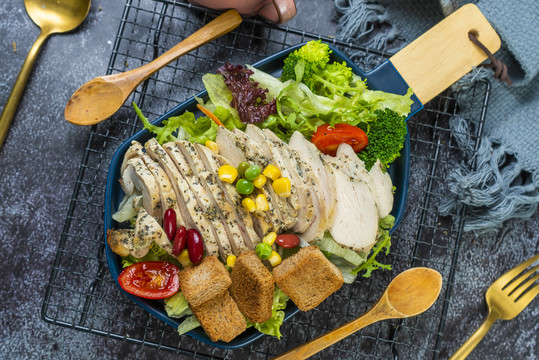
top-left (358, 109), bottom-right (407, 170)
top-left (281, 40), bottom-right (353, 96)
top-left (281, 40), bottom-right (330, 83)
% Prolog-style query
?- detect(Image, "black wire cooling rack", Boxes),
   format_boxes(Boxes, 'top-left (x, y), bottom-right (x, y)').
top-left (42, 1), bottom-right (491, 358)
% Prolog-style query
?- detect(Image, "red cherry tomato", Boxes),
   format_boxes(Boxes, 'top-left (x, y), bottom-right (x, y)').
top-left (276, 234), bottom-right (301, 248)
top-left (187, 229), bottom-right (204, 265)
top-left (118, 261), bottom-right (180, 299)
top-left (172, 226), bottom-right (187, 256)
top-left (310, 123), bottom-right (368, 157)
top-left (163, 208), bottom-right (177, 242)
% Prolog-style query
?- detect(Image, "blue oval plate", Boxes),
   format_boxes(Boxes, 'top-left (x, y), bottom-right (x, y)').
top-left (104, 42), bottom-right (419, 349)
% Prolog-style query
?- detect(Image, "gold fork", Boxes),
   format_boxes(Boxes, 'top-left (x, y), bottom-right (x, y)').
top-left (450, 253), bottom-right (539, 359)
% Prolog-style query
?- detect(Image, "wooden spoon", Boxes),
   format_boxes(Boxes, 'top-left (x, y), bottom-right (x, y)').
top-left (65, 9), bottom-right (242, 126)
top-left (274, 267), bottom-right (443, 360)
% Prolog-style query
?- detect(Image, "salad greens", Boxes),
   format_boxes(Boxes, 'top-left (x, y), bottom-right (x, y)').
top-left (125, 40), bottom-right (413, 340)
top-left (246, 287), bottom-right (289, 339)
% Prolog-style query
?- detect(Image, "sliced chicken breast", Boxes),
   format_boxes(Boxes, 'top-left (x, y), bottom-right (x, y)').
top-left (163, 142), bottom-right (233, 259)
top-left (195, 143), bottom-right (261, 247)
top-left (216, 127), bottom-right (287, 233)
top-left (329, 168), bottom-right (379, 253)
top-left (145, 138), bottom-right (220, 258)
top-left (260, 128), bottom-right (318, 234)
top-left (120, 141), bottom-right (144, 174)
top-left (335, 144), bottom-right (393, 218)
top-left (135, 208), bottom-right (174, 255)
top-left (120, 158), bottom-right (161, 219)
top-left (125, 141), bottom-right (181, 225)
top-left (243, 126), bottom-right (300, 228)
top-left (176, 140), bottom-right (250, 254)
top-left (288, 131), bottom-right (337, 223)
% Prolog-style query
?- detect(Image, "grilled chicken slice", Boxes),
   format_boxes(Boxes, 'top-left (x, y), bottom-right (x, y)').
top-left (335, 144), bottom-right (393, 218)
top-left (120, 141), bottom-right (144, 175)
top-left (243, 126), bottom-right (300, 229)
top-left (216, 127), bottom-right (287, 233)
top-left (106, 229), bottom-right (135, 257)
top-left (145, 138), bottom-right (220, 258)
top-left (178, 140), bottom-right (250, 253)
top-left (288, 131), bottom-right (337, 223)
top-left (120, 158), bottom-right (161, 219)
top-left (163, 142), bottom-right (233, 259)
top-left (260, 128), bottom-right (318, 235)
top-left (124, 141), bottom-right (181, 224)
top-left (195, 143), bottom-right (261, 247)
top-left (107, 208), bottom-right (174, 258)
top-left (231, 128), bottom-right (297, 232)
top-left (328, 167), bottom-right (379, 253)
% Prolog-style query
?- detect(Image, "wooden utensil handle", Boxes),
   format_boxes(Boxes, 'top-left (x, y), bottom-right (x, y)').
top-left (390, 4), bottom-right (500, 104)
top-left (273, 300), bottom-right (394, 360)
top-left (109, 9), bottom-right (242, 90)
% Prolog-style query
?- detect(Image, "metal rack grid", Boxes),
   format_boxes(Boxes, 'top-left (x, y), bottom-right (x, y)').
top-left (41, 0), bottom-right (489, 358)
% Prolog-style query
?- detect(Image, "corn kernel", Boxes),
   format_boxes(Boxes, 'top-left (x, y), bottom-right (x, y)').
top-left (226, 254), bottom-right (237, 268)
top-left (255, 193), bottom-right (269, 211)
top-left (218, 165), bottom-right (238, 184)
top-left (262, 165), bottom-right (281, 181)
top-left (205, 140), bottom-right (218, 153)
top-left (177, 249), bottom-right (193, 268)
top-left (242, 197), bottom-right (256, 212)
top-left (272, 177), bottom-right (291, 197)
top-left (267, 251), bottom-right (282, 266)
top-left (252, 174), bottom-right (267, 188)
top-left (262, 232), bottom-right (277, 246)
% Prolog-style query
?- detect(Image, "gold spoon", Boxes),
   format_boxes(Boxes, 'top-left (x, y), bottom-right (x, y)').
top-left (64, 9), bottom-right (242, 126)
top-left (0, 0), bottom-right (91, 149)
top-left (274, 267), bottom-right (443, 360)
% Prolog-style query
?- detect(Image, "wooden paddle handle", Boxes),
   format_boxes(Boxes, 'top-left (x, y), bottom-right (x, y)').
top-left (390, 4), bottom-right (500, 104)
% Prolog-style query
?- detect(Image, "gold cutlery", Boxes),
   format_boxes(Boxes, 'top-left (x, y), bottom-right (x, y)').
top-left (450, 253), bottom-right (539, 359)
top-left (0, 0), bottom-right (91, 149)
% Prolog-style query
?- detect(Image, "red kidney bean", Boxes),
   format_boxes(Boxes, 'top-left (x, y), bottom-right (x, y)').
top-left (163, 208), bottom-right (177, 242)
top-left (172, 226), bottom-right (187, 256)
top-left (275, 234), bottom-right (300, 248)
top-left (187, 228), bottom-right (204, 265)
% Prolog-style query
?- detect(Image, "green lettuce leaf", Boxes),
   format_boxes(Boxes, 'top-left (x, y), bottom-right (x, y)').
top-left (177, 315), bottom-right (201, 336)
top-left (164, 291), bottom-right (193, 318)
top-left (314, 232), bottom-right (368, 266)
top-left (352, 215), bottom-right (395, 277)
top-left (134, 102), bottom-right (219, 145)
top-left (247, 287), bottom-right (289, 339)
top-left (202, 73), bottom-right (241, 121)
top-left (121, 242), bottom-right (181, 268)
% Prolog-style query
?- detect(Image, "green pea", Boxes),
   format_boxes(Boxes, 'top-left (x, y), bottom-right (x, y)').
top-left (244, 164), bottom-right (261, 181)
top-left (237, 162), bottom-right (250, 177)
top-left (236, 179), bottom-right (254, 195)
top-left (255, 242), bottom-right (272, 260)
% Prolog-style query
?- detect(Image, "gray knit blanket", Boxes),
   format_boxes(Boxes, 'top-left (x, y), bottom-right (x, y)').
top-left (334, 0), bottom-right (539, 234)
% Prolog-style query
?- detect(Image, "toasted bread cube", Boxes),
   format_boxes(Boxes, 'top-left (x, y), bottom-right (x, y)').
top-left (193, 292), bottom-right (247, 343)
top-left (230, 251), bottom-right (275, 323)
top-left (178, 256), bottom-right (232, 308)
top-left (273, 246), bottom-right (344, 311)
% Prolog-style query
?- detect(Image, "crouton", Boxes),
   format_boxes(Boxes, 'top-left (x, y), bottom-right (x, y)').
top-left (273, 246), bottom-right (344, 311)
top-left (178, 256), bottom-right (232, 308)
top-left (230, 251), bottom-right (275, 323)
top-left (192, 291), bottom-right (247, 343)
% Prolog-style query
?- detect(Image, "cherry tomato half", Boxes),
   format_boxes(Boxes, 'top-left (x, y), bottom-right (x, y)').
top-left (275, 234), bottom-right (300, 248)
top-left (310, 123), bottom-right (368, 157)
top-left (118, 261), bottom-right (180, 299)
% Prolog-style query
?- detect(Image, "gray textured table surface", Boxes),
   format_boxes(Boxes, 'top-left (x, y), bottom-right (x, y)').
top-left (0, 0), bottom-right (537, 359)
